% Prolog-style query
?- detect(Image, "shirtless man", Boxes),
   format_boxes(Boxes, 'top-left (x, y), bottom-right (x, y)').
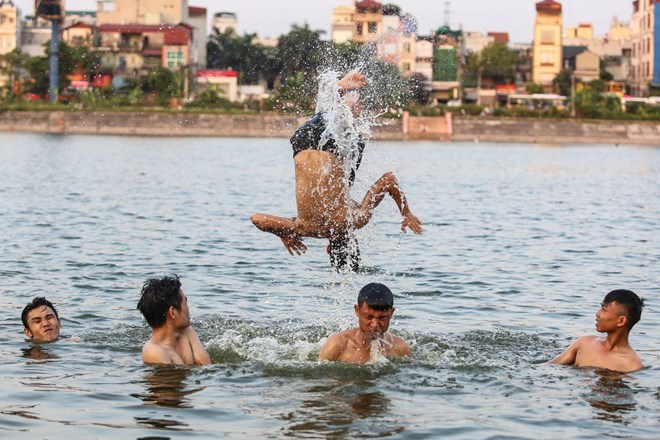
top-left (22, 297), bottom-right (61, 342)
top-left (319, 283), bottom-right (410, 364)
top-left (550, 289), bottom-right (644, 373)
top-left (251, 72), bottom-right (423, 271)
top-left (137, 275), bottom-right (211, 365)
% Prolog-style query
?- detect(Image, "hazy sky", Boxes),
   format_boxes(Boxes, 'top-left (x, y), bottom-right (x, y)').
top-left (15, 0), bottom-right (633, 43)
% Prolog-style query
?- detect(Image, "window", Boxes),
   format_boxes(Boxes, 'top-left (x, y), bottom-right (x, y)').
top-left (540, 51), bottom-right (555, 66)
top-left (166, 50), bottom-right (185, 69)
top-left (402, 62), bottom-right (411, 72)
top-left (368, 22), bottom-right (377, 34)
top-left (541, 30), bottom-right (554, 44)
top-left (403, 42), bottom-right (411, 53)
top-left (356, 23), bottom-right (363, 35)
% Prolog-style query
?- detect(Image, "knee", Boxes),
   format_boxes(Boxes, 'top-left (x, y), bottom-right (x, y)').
top-left (250, 213), bottom-right (262, 227)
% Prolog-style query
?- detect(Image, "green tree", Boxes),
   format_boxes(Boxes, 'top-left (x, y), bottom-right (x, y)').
top-left (276, 23), bottom-right (325, 80)
top-left (206, 29), bottom-right (268, 85)
top-left (526, 83), bottom-right (544, 94)
top-left (465, 42), bottom-right (519, 83)
top-left (408, 72), bottom-right (431, 105)
top-left (552, 69), bottom-right (572, 96)
top-left (382, 4), bottom-right (402, 16)
top-left (141, 67), bottom-right (179, 103)
top-left (0, 48), bottom-right (29, 100)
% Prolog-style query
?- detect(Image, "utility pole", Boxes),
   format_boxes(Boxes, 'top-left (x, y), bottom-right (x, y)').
top-left (570, 72), bottom-right (576, 118)
top-left (35, 1), bottom-right (64, 103)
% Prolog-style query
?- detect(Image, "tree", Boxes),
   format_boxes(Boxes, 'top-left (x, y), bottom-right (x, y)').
top-left (465, 42), bottom-right (519, 83)
top-left (408, 72), bottom-right (431, 105)
top-left (207, 29), bottom-right (270, 85)
top-left (276, 23), bottom-right (325, 80)
top-left (0, 48), bottom-right (29, 100)
top-left (382, 4), bottom-right (402, 16)
top-left (141, 67), bottom-right (179, 103)
top-left (552, 69), bottom-right (572, 96)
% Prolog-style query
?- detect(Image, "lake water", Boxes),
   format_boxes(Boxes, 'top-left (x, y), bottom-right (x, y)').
top-left (0, 132), bottom-right (658, 439)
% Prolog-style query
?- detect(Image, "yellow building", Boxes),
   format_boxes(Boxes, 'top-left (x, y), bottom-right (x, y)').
top-left (0, 0), bottom-right (19, 56)
top-left (96, 0), bottom-right (189, 25)
top-left (354, 0), bottom-right (382, 44)
top-left (331, 5), bottom-right (355, 43)
top-left (532, 0), bottom-right (562, 87)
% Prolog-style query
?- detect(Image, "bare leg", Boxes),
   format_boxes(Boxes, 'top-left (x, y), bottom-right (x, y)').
top-left (251, 213), bottom-right (307, 255)
top-left (352, 172), bottom-right (423, 234)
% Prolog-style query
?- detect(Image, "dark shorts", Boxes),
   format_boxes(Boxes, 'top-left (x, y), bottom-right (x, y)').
top-left (290, 113), bottom-right (365, 185)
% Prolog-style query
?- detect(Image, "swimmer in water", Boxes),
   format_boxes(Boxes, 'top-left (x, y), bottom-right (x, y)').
top-left (319, 283), bottom-right (410, 364)
top-left (22, 297), bottom-right (61, 342)
top-left (251, 71), bottom-right (423, 271)
top-left (137, 275), bottom-right (211, 365)
top-left (550, 289), bottom-right (644, 373)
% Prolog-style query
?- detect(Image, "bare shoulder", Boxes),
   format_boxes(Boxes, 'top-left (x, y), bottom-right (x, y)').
top-left (388, 334), bottom-right (411, 357)
top-left (319, 330), bottom-right (351, 361)
top-left (142, 340), bottom-right (173, 365)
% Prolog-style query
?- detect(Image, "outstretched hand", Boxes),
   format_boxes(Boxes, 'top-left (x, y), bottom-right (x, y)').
top-left (337, 71), bottom-right (369, 91)
top-left (401, 212), bottom-right (423, 235)
top-left (280, 233), bottom-right (307, 256)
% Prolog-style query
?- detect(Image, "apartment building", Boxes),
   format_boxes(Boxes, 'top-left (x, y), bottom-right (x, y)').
top-left (631, 0), bottom-right (659, 95)
top-left (532, 0), bottom-right (563, 87)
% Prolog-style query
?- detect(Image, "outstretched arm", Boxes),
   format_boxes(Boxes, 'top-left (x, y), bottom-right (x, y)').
top-left (251, 213), bottom-right (307, 255)
top-left (353, 172), bottom-right (423, 234)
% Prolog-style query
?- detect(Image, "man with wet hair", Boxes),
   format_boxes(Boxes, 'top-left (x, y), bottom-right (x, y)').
top-left (319, 282), bottom-right (410, 363)
top-left (137, 275), bottom-right (211, 365)
top-left (251, 71), bottom-right (423, 272)
top-left (550, 289), bottom-right (645, 373)
top-left (22, 297), bottom-right (61, 342)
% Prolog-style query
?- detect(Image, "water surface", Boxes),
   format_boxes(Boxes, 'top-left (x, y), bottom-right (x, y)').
top-left (0, 133), bottom-right (658, 439)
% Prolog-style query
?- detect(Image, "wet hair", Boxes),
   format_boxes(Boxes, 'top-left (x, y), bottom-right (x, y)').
top-left (329, 235), bottom-right (360, 272)
top-left (21, 297), bottom-right (59, 330)
top-left (137, 275), bottom-right (183, 329)
top-left (357, 283), bottom-right (394, 311)
top-left (603, 289), bottom-right (644, 331)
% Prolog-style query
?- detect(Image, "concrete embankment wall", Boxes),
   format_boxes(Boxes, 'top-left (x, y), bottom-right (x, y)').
top-left (0, 110), bottom-right (657, 145)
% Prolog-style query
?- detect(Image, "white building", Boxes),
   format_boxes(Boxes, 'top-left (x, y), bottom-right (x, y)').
top-left (212, 11), bottom-right (237, 35)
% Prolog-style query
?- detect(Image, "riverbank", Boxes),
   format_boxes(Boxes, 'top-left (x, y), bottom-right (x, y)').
top-left (0, 110), bottom-right (658, 145)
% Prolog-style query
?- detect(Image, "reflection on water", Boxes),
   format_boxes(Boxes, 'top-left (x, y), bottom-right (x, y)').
top-left (284, 379), bottom-right (401, 437)
top-left (132, 366), bottom-right (204, 409)
top-left (21, 345), bottom-right (59, 362)
top-left (583, 369), bottom-right (637, 424)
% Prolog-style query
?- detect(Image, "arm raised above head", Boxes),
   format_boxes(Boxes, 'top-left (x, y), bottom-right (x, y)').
top-left (337, 71), bottom-right (369, 91)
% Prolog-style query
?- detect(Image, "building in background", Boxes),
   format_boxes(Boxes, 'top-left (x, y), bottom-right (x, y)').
top-left (353, 0), bottom-right (382, 44)
top-left (0, 0), bottom-right (20, 55)
top-left (19, 15), bottom-right (50, 57)
top-left (331, 4), bottom-right (355, 43)
top-left (414, 36), bottom-right (433, 80)
top-left (188, 6), bottom-right (206, 70)
top-left (96, 0), bottom-right (188, 26)
top-left (532, 0), bottom-right (562, 88)
top-left (379, 11), bottom-right (417, 75)
top-left (464, 31), bottom-right (494, 54)
top-left (212, 11), bottom-right (236, 34)
top-left (631, 0), bottom-right (659, 95)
